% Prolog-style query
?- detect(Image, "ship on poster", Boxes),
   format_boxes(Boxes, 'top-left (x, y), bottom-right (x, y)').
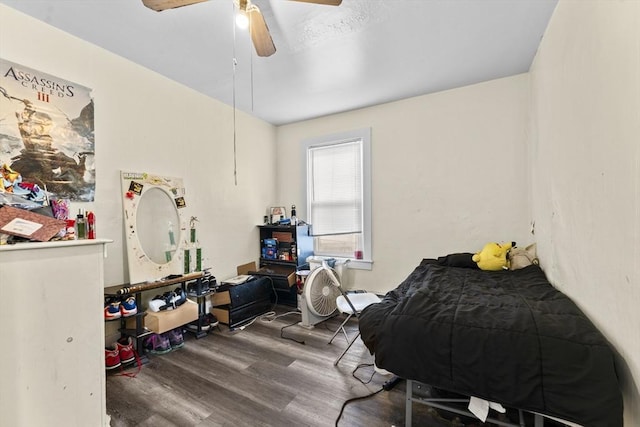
top-left (0, 58), bottom-right (95, 202)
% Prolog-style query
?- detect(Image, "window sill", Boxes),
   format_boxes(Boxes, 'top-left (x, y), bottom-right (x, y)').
top-left (347, 259), bottom-right (373, 271)
top-left (306, 255), bottom-right (373, 271)
top-left (325, 256), bottom-right (372, 271)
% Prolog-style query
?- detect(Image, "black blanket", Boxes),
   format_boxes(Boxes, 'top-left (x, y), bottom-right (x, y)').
top-left (359, 259), bottom-right (622, 426)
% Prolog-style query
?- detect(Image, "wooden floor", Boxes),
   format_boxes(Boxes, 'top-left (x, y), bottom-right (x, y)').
top-left (106, 307), bottom-right (500, 427)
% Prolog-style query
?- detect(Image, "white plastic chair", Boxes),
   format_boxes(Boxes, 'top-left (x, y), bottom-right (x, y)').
top-left (324, 265), bottom-right (381, 366)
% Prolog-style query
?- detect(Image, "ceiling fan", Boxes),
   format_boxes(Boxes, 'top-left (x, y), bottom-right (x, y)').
top-left (141, 0), bottom-right (342, 57)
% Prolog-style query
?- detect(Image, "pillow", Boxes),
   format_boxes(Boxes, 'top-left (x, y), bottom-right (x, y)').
top-left (508, 243), bottom-right (539, 270)
top-left (436, 253), bottom-right (479, 269)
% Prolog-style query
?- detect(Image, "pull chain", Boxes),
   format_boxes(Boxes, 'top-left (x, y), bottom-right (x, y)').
top-left (232, 3), bottom-right (238, 186)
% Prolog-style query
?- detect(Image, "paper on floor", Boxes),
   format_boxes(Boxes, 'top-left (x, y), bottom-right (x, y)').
top-left (468, 396), bottom-right (506, 422)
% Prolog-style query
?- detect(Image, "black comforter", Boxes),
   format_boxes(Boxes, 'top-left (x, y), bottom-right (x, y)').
top-left (359, 259), bottom-right (622, 426)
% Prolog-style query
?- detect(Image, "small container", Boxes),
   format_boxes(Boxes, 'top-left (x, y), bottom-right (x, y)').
top-left (76, 209), bottom-right (86, 239)
top-left (87, 211), bottom-right (96, 239)
top-left (65, 219), bottom-right (76, 240)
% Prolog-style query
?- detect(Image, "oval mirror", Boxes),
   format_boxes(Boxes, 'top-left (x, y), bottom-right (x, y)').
top-left (121, 171), bottom-right (187, 284)
top-left (136, 187), bottom-right (180, 264)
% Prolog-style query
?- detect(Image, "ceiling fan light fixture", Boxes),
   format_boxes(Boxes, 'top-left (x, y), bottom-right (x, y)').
top-left (235, 10), bottom-right (249, 29)
top-left (142, 0), bottom-right (341, 58)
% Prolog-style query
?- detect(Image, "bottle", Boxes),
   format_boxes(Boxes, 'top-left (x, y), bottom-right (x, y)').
top-left (291, 242), bottom-right (297, 263)
top-left (76, 209), bottom-right (86, 239)
top-left (291, 204), bottom-right (297, 225)
top-left (87, 211), bottom-right (96, 239)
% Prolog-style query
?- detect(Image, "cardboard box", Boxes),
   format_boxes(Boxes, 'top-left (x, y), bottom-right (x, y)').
top-left (128, 300), bottom-right (198, 334)
top-left (237, 262), bottom-right (256, 276)
top-left (211, 307), bottom-right (231, 325)
top-left (211, 290), bottom-right (231, 306)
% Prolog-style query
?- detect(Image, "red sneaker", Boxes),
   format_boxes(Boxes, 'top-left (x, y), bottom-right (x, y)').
top-left (105, 346), bottom-right (121, 370)
top-left (116, 337), bottom-right (135, 364)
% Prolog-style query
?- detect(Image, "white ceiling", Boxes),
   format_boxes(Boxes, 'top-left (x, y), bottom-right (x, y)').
top-left (1, 0), bottom-right (557, 126)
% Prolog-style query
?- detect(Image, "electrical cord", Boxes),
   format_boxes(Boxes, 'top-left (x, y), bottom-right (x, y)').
top-left (335, 387), bottom-right (383, 427)
top-left (335, 373), bottom-right (403, 426)
top-left (230, 304), bottom-right (305, 346)
top-left (352, 363), bottom-right (375, 385)
top-left (264, 276), bottom-right (278, 309)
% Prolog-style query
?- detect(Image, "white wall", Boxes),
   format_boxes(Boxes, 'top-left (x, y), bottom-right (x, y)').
top-left (277, 74), bottom-right (532, 293)
top-left (530, 1), bottom-right (640, 424)
top-left (0, 5), bottom-right (277, 286)
top-left (5, 2), bottom-right (638, 423)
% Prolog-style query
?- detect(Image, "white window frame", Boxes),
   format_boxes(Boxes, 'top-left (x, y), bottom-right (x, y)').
top-left (302, 128), bottom-right (372, 270)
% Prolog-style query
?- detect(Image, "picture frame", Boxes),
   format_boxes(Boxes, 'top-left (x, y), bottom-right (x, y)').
top-left (269, 206), bottom-right (286, 224)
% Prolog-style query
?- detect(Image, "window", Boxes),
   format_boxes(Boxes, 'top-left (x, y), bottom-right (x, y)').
top-left (303, 128), bottom-right (372, 269)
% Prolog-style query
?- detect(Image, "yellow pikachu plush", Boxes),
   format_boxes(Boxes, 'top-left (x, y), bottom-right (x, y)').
top-left (472, 241), bottom-right (515, 271)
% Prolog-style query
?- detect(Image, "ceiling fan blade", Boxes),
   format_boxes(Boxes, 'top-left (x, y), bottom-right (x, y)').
top-left (247, 5), bottom-right (276, 57)
top-left (142, 0), bottom-right (208, 12)
top-left (288, 0), bottom-right (342, 5)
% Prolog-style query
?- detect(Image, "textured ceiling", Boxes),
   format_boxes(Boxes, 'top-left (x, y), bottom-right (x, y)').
top-left (0, 0), bottom-right (557, 125)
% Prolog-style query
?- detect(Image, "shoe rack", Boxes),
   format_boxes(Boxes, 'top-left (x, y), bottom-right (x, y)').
top-left (105, 271), bottom-right (206, 364)
top-left (185, 274), bottom-right (217, 339)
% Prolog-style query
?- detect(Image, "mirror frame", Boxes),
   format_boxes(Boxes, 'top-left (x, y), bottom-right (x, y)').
top-left (121, 171), bottom-right (187, 284)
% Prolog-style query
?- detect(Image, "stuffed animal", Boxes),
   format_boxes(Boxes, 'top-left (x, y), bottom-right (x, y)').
top-left (472, 241), bottom-right (515, 271)
top-left (508, 243), bottom-right (539, 270)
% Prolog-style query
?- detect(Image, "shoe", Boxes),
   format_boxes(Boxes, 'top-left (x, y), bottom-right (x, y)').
top-left (208, 313), bottom-right (219, 328)
top-left (104, 297), bottom-right (121, 320)
top-left (172, 288), bottom-right (187, 307)
top-left (164, 328), bottom-right (184, 349)
top-left (162, 291), bottom-right (177, 310)
top-left (148, 295), bottom-right (168, 312)
top-left (105, 345), bottom-right (121, 370)
top-left (187, 277), bottom-right (210, 296)
top-left (187, 313), bottom-right (218, 332)
top-left (116, 336), bottom-right (135, 364)
top-left (119, 296), bottom-right (138, 317)
top-left (143, 333), bottom-right (171, 355)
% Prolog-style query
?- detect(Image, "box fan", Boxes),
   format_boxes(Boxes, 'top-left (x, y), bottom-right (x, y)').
top-left (299, 260), bottom-right (347, 327)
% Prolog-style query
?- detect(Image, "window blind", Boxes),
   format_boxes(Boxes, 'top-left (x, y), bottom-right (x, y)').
top-left (308, 139), bottom-right (363, 236)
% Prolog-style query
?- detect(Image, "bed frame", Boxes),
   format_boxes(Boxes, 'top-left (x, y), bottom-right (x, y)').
top-left (405, 380), bottom-right (582, 427)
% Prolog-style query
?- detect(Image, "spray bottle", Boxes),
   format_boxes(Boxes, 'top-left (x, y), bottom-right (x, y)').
top-left (87, 211), bottom-right (96, 239)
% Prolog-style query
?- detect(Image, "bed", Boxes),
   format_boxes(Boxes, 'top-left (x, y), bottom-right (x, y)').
top-left (358, 255), bottom-right (623, 426)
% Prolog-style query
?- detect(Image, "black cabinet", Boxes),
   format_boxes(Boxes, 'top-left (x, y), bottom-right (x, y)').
top-left (254, 224), bottom-right (313, 306)
top-left (211, 277), bottom-right (272, 328)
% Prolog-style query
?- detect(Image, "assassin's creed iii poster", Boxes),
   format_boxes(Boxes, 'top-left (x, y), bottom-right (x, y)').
top-left (0, 59), bottom-right (95, 202)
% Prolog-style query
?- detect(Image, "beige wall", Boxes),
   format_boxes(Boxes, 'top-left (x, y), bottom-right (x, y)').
top-left (530, 1), bottom-right (640, 424)
top-left (3, 2), bottom-right (638, 423)
top-left (277, 74), bottom-right (532, 293)
top-left (0, 5), bottom-right (277, 286)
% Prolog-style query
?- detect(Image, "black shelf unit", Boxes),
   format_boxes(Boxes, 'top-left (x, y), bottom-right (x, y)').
top-left (255, 224), bottom-right (313, 306)
top-left (186, 285), bottom-right (216, 339)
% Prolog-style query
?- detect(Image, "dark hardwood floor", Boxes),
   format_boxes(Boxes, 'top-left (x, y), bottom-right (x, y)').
top-left (106, 308), bottom-right (494, 427)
